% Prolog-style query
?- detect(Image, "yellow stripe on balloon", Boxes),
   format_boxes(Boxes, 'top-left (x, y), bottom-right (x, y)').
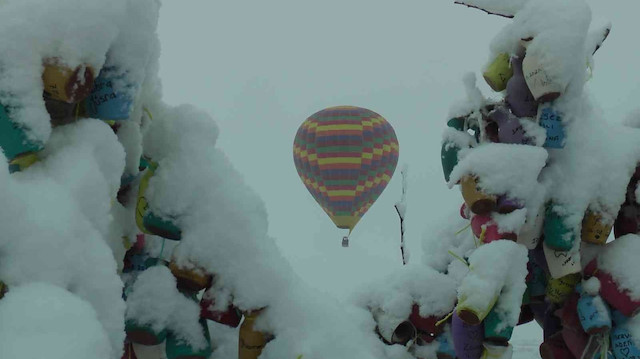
top-left (318, 157), bottom-right (361, 165)
top-left (308, 154), bottom-right (317, 161)
top-left (373, 148), bottom-right (383, 156)
top-left (362, 152), bottom-right (373, 159)
top-left (328, 190), bottom-right (356, 196)
top-left (316, 124), bottom-right (363, 132)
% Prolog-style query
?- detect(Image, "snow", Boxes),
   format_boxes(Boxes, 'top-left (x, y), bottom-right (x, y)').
top-left (598, 234), bottom-right (640, 300)
top-left (0, 282), bottom-right (113, 359)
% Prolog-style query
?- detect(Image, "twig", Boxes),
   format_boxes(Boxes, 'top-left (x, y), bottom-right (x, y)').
top-left (453, 1), bottom-right (514, 18)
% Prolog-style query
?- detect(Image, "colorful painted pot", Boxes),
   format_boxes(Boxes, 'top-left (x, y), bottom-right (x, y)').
top-left (447, 117), bottom-right (467, 131)
top-left (484, 306), bottom-right (514, 344)
top-left (452, 311), bottom-right (484, 359)
top-left (461, 175), bottom-right (497, 215)
top-left (610, 311), bottom-right (640, 359)
top-left (165, 319), bottom-right (212, 359)
top-left (200, 293), bottom-right (242, 328)
top-left (136, 162), bottom-right (182, 241)
top-left (42, 61), bottom-right (95, 103)
top-left (457, 289), bottom-right (499, 326)
top-left (594, 269), bottom-right (640, 317)
top-left (169, 260), bottom-right (211, 293)
top-left (0, 104), bottom-right (43, 165)
top-left (125, 319), bottom-right (167, 346)
top-left (8, 152), bottom-right (39, 173)
top-left (409, 304), bottom-right (442, 342)
top-left (442, 140), bottom-right (461, 182)
top-left (239, 309), bottom-right (272, 359)
top-left (483, 53), bottom-right (514, 92)
top-left (84, 66), bottom-right (135, 120)
top-left (471, 214), bottom-right (517, 243)
top-left (43, 92), bottom-right (79, 127)
top-left (497, 195), bottom-right (524, 214)
top-left (435, 329), bottom-right (456, 359)
top-left (546, 273), bottom-right (582, 304)
top-left (558, 295), bottom-right (589, 359)
top-left (543, 204), bottom-right (575, 251)
top-left (543, 242), bottom-right (580, 279)
top-left (561, 327), bottom-right (588, 359)
top-left (582, 210), bottom-right (613, 245)
top-left (488, 107), bottom-right (530, 145)
top-left (518, 304), bottom-right (535, 325)
top-left (505, 56), bottom-right (538, 118)
top-left (539, 332), bottom-right (574, 359)
top-left (576, 284), bottom-right (612, 334)
top-left (461, 202), bottom-right (471, 220)
top-left (522, 54), bottom-right (564, 103)
top-left (538, 107), bottom-right (565, 149)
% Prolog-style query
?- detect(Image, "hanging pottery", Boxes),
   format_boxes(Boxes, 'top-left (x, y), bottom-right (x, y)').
top-left (461, 175), bottom-right (497, 215)
top-left (239, 309), bottom-right (273, 359)
top-left (43, 92), bottom-right (79, 127)
top-left (165, 319), bottom-right (212, 359)
top-left (614, 204), bottom-right (638, 238)
top-left (543, 204), bottom-right (575, 251)
top-left (576, 283), bottom-right (612, 334)
top-left (42, 60), bottom-right (95, 103)
top-left (409, 303), bottom-right (443, 343)
top-left (136, 161), bottom-right (182, 240)
top-left (545, 273), bottom-right (581, 304)
top-left (435, 328), bottom-right (456, 359)
top-left (539, 332), bottom-right (573, 359)
top-left (169, 260), bottom-right (211, 293)
top-left (200, 288), bottom-right (242, 328)
top-left (84, 66), bottom-right (135, 120)
top-left (522, 54), bottom-right (564, 103)
top-left (610, 310), bottom-right (640, 359)
top-left (538, 107), bottom-right (565, 149)
top-left (125, 319), bottom-right (167, 346)
top-left (483, 53), bottom-right (513, 92)
top-left (518, 209), bottom-right (544, 249)
top-left (0, 104), bottom-right (43, 171)
top-left (484, 306), bottom-right (514, 344)
top-left (487, 107), bottom-right (531, 145)
top-left (582, 209), bottom-right (613, 245)
top-left (505, 56), bottom-right (538, 118)
top-left (451, 310), bottom-right (484, 359)
top-left (471, 214), bottom-right (517, 243)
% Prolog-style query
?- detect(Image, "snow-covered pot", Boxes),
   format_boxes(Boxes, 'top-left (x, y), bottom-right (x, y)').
top-left (582, 210), bottom-right (613, 245)
top-left (471, 214), bottom-right (517, 243)
top-left (125, 319), bottom-right (167, 346)
top-left (447, 117), bottom-right (467, 131)
top-left (576, 284), bottom-right (612, 334)
top-left (452, 310), bottom-right (484, 359)
top-left (594, 270), bottom-right (640, 317)
top-left (84, 66), bottom-right (135, 120)
top-left (481, 342), bottom-right (512, 359)
top-left (435, 330), bottom-right (456, 359)
top-left (539, 332), bottom-right (574, 359)
top-left (200, 288), bottom-right (242, 328)
top-left (543, 242), bottom-right (580, 279)
top-left (610, 310), bottom-right (640, 359)
top-left (409, 303), bottom-right (443, 342)
top-left (505, 56), bottom-right (538, 118)
top-left (543, 204), bottom-right (575, 251)
top-left (461, 175), bottom-right (497, 215)
top-left (0, 103), bottom-right (43, 170)
top-left (483, 53), bottom-right (513, 92)
top-left (497, 195), bottom-right (524, 214)
top-left (522, 54), bottom-right (564, 103)
top-left (42, 60), bottom-right (95, 103)
top-left (136, 162), bottom-right (182, 241)
top-left (484, 306), bottom-right (514, 344)
top-left (169, 260), bottom-right (211, 293)
top-left (44, 92), bottom-right (78, 127)
top-left (442, 140), bottom-right (461, 182)
top-left (614, 204), bottom-right (638, 238)
top-left (538, 107), bottom-right (565, 149)
top-left (165, 319), bottom-right (212, 359)
top-left (239, 309), bottom-right (272, 359)
top-left (487, 107), bottom-right (530, 145)
top-left (546, 273), bottom-right (581, 305)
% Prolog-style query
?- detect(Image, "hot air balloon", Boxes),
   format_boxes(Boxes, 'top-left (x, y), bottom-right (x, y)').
top-left (293, 106), bottom-right (399, 244)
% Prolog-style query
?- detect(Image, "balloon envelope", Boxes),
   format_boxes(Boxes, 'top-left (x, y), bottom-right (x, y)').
top-left (293, 106), bottom-right (399, 232)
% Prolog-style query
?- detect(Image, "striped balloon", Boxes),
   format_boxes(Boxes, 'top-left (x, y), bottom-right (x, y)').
top-left (293, 106), bottom-right (399, 233)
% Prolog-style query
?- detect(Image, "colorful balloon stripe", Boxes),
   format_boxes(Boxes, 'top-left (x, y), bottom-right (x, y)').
top-left (293, 106), bottom-right (399, 232)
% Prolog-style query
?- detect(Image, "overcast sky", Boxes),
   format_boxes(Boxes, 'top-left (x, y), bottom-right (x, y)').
top-left (157, 0), bottom-right (640, 304)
